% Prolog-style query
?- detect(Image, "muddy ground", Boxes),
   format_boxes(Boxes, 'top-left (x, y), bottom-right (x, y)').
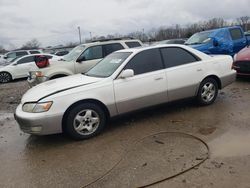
top-left (0, 78), bottom-right (250, 188)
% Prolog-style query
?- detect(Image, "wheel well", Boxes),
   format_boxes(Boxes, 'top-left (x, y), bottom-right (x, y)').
top-left (0, 71), bottom-right (12, 80)
top-left (50, 74), bottom-right (67, 80)
top-left (203, 75), bottom-right (222, 89)
top-left (62, 99), bottom-right (110, 132)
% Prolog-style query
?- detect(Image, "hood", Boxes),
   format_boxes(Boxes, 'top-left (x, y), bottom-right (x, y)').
top-left (21, 74), bottom-right (103, 103)
top-left (235, 47), bottom-right (250, 61)
top-left (188, 43), bottom-right (211, 52)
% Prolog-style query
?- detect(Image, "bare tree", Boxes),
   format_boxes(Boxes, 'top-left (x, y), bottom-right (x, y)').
top-left (20, 39), bottom-right (41, 50)
top-left (237, 16), bottom-right (250, 31)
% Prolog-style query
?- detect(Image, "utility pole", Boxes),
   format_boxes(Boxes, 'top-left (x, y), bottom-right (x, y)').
top-left (89, 32), bottom-right (92, 41)
top-left (142, 28), bottom-right (145, 42)
top-left (77, 26), bottom-right (82, 44)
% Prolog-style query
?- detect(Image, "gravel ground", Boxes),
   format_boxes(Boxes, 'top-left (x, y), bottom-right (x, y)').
top-left (0, 78), bottom-right (250, 188)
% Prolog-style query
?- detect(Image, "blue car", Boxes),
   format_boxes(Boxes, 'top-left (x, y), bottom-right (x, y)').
top-left (185, 26), bottom-right (250, 56)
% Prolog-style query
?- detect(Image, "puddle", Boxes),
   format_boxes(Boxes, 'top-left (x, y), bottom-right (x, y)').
top-left (91, 132), bottom-right (208, 188)
top-left (209, 130), bottom-right (250, 157)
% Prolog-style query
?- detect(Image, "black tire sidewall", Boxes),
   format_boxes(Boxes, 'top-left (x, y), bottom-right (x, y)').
top-left (197, 78), bottom-right (218, 106)
top-left (64, 103), bottom-right (106, 140)
top-left (0, 72), bottom-right (11, 83)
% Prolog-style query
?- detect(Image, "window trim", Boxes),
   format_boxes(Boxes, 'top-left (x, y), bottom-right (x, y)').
top-left (159, 47), bottom-right (201, 69)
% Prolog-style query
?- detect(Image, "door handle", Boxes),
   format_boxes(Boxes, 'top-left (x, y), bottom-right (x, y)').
top-left (155, 77), bottom-right (163, 81)
top-left (197, 68), bottom-right (202, 72)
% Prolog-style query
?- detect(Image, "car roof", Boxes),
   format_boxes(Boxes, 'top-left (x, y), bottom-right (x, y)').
top-left (77, 39), bottom-right (142, 47)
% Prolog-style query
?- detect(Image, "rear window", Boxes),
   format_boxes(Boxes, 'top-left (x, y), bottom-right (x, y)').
top-left (230, 29), bottom-right (243, 40)
top-left (125, 42), bottom-right (142, 48)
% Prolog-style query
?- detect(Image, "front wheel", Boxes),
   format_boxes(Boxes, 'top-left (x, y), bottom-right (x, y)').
top-left (0, 72), bottom-right (12, 83)
top-left (64, 103), bottom-right (107, 140)
top-left (197, 78), bottom-right (218, 105)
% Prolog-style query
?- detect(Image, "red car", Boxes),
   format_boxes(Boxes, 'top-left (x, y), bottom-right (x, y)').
top-left (233, 46), bottom-right (250, 76)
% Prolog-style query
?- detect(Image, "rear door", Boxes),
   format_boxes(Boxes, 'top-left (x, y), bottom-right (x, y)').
top-left (114, 48), bottom-right (168, 114)
top-left (15, 56), bottom-right (37, 78)
top-left (229, 28), bottom-right (247, 54)
top-left (161, 47), bottom-right (204, 101)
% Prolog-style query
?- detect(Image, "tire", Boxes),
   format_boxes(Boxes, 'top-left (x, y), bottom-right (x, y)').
top-left (0, 72), bottom-right (12, 83)
top-left (64, 103), bottom-right (107, 140)
top-left (197, 78), bottom-right (218, 106)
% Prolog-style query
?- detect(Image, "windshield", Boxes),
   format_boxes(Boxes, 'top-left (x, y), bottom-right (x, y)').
top-left (63, 45), bottom-right (85, 61)
top-left (185, 31), bottom-right (213, 45)
top-left (85, 52), bottom-right (132, 78)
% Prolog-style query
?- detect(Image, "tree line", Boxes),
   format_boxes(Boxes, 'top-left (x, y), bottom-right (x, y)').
top-left (0, 16), bottom-right (249, 53)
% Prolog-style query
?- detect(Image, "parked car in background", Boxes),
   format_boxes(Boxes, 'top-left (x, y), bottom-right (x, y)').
top-left (232, 46), bottom-right (250, 76)
top-left (0, 54), bottom-right (60, 83)
top-left (2, 50), bottom-right (42, 62)
top-left (28, 39), bottom-right (143, 87)
top-left (55, 50), bottom-right (69, 56)
top-left (155, 38), bottom-right (187, 45)
top-left (15, 44), bottom-right (236, 139)
top-left (186, 26), bottom-right (250, 56)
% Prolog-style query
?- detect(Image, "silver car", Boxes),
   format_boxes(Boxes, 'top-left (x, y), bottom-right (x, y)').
top-left (15, 45), bottom-right (236, 140)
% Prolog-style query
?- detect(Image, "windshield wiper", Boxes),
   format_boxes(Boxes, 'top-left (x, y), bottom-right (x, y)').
top-left (186, 42), bottom-right (202, 45)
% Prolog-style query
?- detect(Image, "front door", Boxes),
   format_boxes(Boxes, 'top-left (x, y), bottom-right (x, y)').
top-left (114, 48), bottom-right (168, 114)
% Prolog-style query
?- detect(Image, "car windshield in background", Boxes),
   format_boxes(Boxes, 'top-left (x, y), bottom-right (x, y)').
top-left (85, 52), bottom-right (132, 78)
top-left (185, 31), bottom-right (213, 45)
top-left (63, 45), bottom-right (85, 61)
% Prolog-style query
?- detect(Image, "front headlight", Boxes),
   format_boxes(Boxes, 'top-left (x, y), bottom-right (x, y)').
top-left (22, 101), bottom-right (53, 113)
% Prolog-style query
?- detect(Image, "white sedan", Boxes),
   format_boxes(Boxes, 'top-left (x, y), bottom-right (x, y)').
top-left (15, 45), bottom-right (236, 140)
top-left (0, 54), bottom-right (60, 83)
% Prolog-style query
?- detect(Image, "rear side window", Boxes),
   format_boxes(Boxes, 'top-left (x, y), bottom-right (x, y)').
top-left (230, 29), bottom-right (243, 40)
top-left (30, 51), bottom-right (40, 54)
top-left (17, 56), bottom-right (35, 64)
top-left (103, 43), bottom-right (124, 56)
top-left (125, 42), bottom-right (142, 48)
top-left (45, 55), bottom-right (53, 59)
top-left (124, 49), bottom-right (163, 75)
top-left (160, 47), bottom-right (198, 68)
top-left (16, 51), bottom-right (28, 56)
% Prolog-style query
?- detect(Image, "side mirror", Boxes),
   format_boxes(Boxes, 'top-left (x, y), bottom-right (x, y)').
top-left (213, 39), bottom-right (219, 47)
top-left (12, 63), bottom-right (17, 66)
top-left (3, 55), bottom-right (7, 59)
top-left (76, 56), bottom-right (86, 63)
top-left (120, 69), bottom-right (134, 79)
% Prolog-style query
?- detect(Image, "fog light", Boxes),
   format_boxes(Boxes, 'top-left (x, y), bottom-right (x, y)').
top-left (31, 126), bottom-right (42, 133)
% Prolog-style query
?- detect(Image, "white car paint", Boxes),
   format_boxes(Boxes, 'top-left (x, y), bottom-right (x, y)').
top-left (0, 54), bottom-right (60, 81)
top-left (15, 44), bottom-right (236, 136)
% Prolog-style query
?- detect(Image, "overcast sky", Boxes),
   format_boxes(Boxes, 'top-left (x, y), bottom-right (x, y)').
top-left (0, 0), bottom-right (249, 49)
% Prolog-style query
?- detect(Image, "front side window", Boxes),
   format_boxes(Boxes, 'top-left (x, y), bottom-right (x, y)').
top-left (86, 52), bottom-right (131, 78)
top-left (17, 56), bottom-right (35, 64)
top-left (79, 46), bottom-right (103, 61)
top-left (160, 47), bottom-right (198, 68)
top-left (7, 52), bottom-right (16, 58)
top-left (103, 43), bottom-right (124, 56)
top-left (16, 51), bottom-right (28, 56)
top-left (124, 48), bottom-right (163, 75)
top-left (30, 51), bottom-right (40, 54)
top-left (230, 29), bottom-right (243, 40)
top-left (125, 42), bottom-right (142, 48)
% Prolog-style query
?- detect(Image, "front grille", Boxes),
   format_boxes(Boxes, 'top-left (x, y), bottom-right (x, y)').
top-left (235, 61), bottom-right (250, 74)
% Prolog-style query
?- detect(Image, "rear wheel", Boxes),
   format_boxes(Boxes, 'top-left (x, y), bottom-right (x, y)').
top-left (197, 78), bottom-right (218, 105)
top-left (64, 103), bottom-right (107, 140)
top-left (0, 72), bottom-right (12, 83)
